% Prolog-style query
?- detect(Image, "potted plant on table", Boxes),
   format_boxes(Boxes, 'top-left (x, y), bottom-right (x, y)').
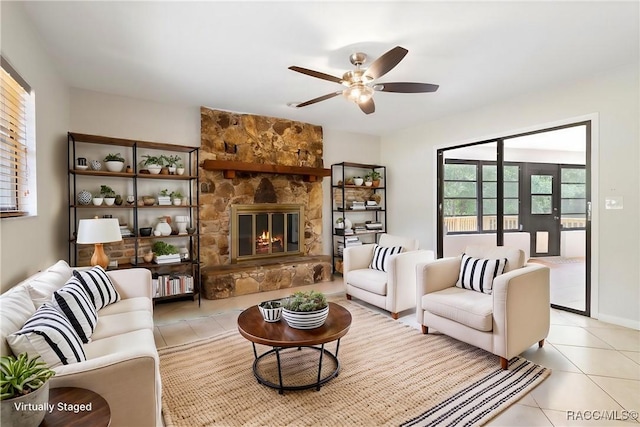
top-left (104, 153), bottom-right (125, 172)
top-left (258, 300), bottom-right (283, 322)
top-left (1, 353), bottom-right (55, 427)
top-left (281, 290), bottom-right (329, 329)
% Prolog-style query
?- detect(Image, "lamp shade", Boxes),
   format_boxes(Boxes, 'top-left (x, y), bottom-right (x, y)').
top-left (77, 218), bottom-right (122, 244)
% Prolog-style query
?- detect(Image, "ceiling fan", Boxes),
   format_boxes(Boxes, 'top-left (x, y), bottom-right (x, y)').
top-left (288, 46), bottom-right (439, 115)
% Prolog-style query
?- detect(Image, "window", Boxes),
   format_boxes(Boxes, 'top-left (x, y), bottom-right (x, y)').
top-left (443, 161), bottom-right (519, 233)
top-left (1, 57), bottom-right (32, 218)
top-left (561, 167), bottom-right (586, 229)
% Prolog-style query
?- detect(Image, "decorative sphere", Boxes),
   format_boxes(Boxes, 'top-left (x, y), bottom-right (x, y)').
top-left (77, 190), bottom-right (92, 205)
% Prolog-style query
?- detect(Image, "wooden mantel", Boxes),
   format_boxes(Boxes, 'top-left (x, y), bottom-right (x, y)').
top-left (202, 160), bottom-right (331, 182)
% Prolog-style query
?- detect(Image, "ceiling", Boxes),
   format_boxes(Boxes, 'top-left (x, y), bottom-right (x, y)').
top-left (21, 1), bottom-right (639, 137)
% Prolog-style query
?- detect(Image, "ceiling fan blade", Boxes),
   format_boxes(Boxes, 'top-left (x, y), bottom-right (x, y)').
top-left (364, 46), bottom-right (408, 80)
top-left (288, 66), bottom-right (343, 84)
top-left (358, 98), bottom-right (375, 115)
top-left (374, 82), bottom-right (439, 93)
top-left (295, 91), bottom-right (341, 108)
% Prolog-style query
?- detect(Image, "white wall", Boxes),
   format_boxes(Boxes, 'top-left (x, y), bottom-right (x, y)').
top-left (381, 63), bottom-right (640, 328)
top-left (0, 2), bottom-right (70, 291)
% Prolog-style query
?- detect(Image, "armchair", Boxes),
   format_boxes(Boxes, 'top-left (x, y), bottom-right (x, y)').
top-left (416, 245), bottom-right (550, 369)
top-left (344, 234), bottom-right (434, 319)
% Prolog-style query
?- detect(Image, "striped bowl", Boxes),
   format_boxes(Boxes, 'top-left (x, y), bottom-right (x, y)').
top-left (258, 301), bottom-right (282, 322)
top-left (282, 305), bottom-right (329, 329)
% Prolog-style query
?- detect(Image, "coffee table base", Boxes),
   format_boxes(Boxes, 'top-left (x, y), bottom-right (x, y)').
top-left (251, 340), bottom-right (342, 395)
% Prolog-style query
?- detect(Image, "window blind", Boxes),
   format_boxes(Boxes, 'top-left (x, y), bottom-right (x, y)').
top-left (0, 62), bottom-right (29, 217)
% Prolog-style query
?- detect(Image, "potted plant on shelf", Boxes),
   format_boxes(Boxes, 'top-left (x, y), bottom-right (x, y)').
top-left (104, 153), bottom-right (125, 172)
top-left (157, 189), bottom-right (172, 206)
top-left (92, 192), bottom-right (104, 206)
top-left (141, 155), bottom-right (164, 175)
top-left (1, 353), bottom-right (55, 427)
top-left (101, 185), bottom-right (116, 206)
top-left (176, 162), bottom-right (185, 176)
top-left (162, 155), bottom-right (182, 175)
top-left (281, 290), bottom-right (329, 329)
top-left (170, 190), bottom-right (183, 206)
top-left (151, 241), bottom-right (180, 264)
top-left (368, 170), bottom-right (382, 187)
top-left (364, 173), bottom-right (373, 187)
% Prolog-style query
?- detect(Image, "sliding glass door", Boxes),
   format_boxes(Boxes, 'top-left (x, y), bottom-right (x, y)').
top-left (437, 122), bottom-right (591, 315)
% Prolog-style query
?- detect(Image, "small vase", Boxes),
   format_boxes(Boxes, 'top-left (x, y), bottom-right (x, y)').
top-left (155, 217), bottom-right (172, 236)
top-left (77, 190), bottom-right (92, 205)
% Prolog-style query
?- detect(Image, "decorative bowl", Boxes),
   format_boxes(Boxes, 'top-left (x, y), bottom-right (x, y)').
top-left (105, 161), bottom-right (124, 172)
top-left (258, 300), bottom-right (283, 322)
top-left (282, 305), bottom-right (329, 329)
top-left (104, 197), bottom-right (115, 206)
top-left (92, 197), bottom-right (104, 206)
top-left (76, 165), bottom-right (89, 171)
top-left (139, 227), bottom-right (152, 237)
top-left (143, 196), bottom-right (156, 206)
top-left (147, 166), bottom-right (162, 175)
top-left (353, 178), bottom-right (364, 186)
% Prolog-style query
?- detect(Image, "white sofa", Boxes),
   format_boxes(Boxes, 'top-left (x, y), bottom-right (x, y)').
top-left (344, 234), bottom-right (435, 319)
top-left (0, 260), bottom-right (162, 427)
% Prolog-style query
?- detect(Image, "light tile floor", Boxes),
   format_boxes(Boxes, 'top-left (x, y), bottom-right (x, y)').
top-left (153, 277), bottom-right (640, 426)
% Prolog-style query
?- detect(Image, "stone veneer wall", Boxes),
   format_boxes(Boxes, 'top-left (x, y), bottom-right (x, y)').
top-left (199, 107), bottom-right (331, 299)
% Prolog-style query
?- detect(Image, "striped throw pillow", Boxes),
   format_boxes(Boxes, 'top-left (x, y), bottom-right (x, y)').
top-left (369, 245), bottom-right (404, 272)
top-left (456, 253), bottom-right (507, 294)
top-left (7, 303), bottom-right (86, 368)
top-left (73, 266), bottom-right (120, 310)
top-left (52, 277), bottom-right (98, 343)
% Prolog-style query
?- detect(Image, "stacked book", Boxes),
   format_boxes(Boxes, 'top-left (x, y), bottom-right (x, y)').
top-left (353, 223), bottom-right (367, 233)
top-left (153, 273), bottom-right (194, 297)
top-left (157, 196), bottom-right (172, 206)
top-left (337, 236), bottom-right (362, 255)
top-left (119, 224), bottom-right (133, 237)
top-left (351, 201), bottom-right (366, 210)
top-left (154, 254), bottom-right (181, 264)
top-left (365, 222), bottom-right (383, 230)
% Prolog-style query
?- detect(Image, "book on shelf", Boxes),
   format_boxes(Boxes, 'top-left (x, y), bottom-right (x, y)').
top-left (154, 254), bottom-right (182, 264)
top-left (152, 273), bottom-right (194, 297)
top-left (365, 222), bottom-right (383, 230)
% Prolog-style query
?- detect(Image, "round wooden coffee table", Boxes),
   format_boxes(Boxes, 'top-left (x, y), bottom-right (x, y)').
top-left (40, 387), bottom-right (110, 427)
top-left (237, 302), bottom-right (352, 394)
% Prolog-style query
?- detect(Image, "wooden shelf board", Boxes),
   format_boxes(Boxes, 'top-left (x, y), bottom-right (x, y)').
top-left (202, 159), bottom-right (331, 181)
top-left (69, 132), bottom-right (198, 153)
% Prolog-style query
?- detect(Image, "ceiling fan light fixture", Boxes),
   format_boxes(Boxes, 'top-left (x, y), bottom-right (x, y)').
top-left (343, 83), bottom-right (374, 104)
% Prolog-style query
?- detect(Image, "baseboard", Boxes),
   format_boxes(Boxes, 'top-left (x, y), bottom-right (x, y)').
top-left (596, 313), bottom-right (640, 331)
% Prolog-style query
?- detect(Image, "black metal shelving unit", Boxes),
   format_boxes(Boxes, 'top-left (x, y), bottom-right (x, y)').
top-left (331, 162), bottom-right (387, 274)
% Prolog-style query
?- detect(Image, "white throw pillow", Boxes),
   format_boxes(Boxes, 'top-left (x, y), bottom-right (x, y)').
top-left (25, 260), bottom-right (73, 308)
top-left (456, 253), bottom-right (507, 294)
top-left (7, 303), bottom-right (86, 367)
top-left (73, 266), bottom-right (121, 310)
top-left (51, 277), bottom-right (98, 343)
top-left (369, 245), bottom-right (403, 272)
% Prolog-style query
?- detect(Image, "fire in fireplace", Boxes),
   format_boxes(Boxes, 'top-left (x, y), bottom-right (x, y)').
top-left (230, 204), bottom-right (304, 263)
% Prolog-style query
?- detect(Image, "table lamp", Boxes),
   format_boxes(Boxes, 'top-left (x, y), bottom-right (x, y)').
top-left (76, 218), bottom-right (122, 269)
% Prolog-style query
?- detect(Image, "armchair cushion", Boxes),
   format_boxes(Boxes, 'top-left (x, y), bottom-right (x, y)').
top-left (369, 244), bottom-right (403, 272)
top-left (422, 287), bottom-right (494, 332)
top-left (346, 268), bottom-right (388, 296)
top-left (456, 253), bottom-right (507, 294)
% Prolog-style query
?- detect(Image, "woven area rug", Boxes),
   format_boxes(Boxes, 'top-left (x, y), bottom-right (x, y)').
top-left (158, 300), bottom-right (550, 427)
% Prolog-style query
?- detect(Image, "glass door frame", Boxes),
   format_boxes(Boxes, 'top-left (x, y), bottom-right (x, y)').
top-left (437, 121), bottom-right (591, 316)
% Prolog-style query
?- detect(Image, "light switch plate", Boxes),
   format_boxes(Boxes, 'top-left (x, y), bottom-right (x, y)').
top-left (605, 197), bottom-right (623, 210)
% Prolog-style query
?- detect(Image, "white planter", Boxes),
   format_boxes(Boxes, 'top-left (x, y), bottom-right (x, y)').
top-left (105, 161), bottom-right (124, 172)
top-left (282, 305), bottom-right (329, 329)
top-left (176, 168), bottom-right (185, 176)
top-left (92, 197), bottom-right (104, 206)
top-left (147, 164), bottom-right (161, 174)
top-left (258, 301), bottom-right (283, 322)
top-left (1, 381), bottom-right (50, 427)
top-left (172, 198), bottom-right (182, 206)
top-left (353, 178), bottom-right (364, 186)
top-left (104, 197), bottom-right (116, 206)
top-left (168, 166), bottom-right (177, 174)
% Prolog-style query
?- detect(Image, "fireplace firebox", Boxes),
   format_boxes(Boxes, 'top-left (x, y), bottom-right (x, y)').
top-left (230, 204), bottom-right (304, 263)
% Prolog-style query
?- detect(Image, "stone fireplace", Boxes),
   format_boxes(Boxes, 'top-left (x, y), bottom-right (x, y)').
top-left (199, 107), bottom-right (332, 299)
top-left (230, 203), bottom-right (304, 263)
